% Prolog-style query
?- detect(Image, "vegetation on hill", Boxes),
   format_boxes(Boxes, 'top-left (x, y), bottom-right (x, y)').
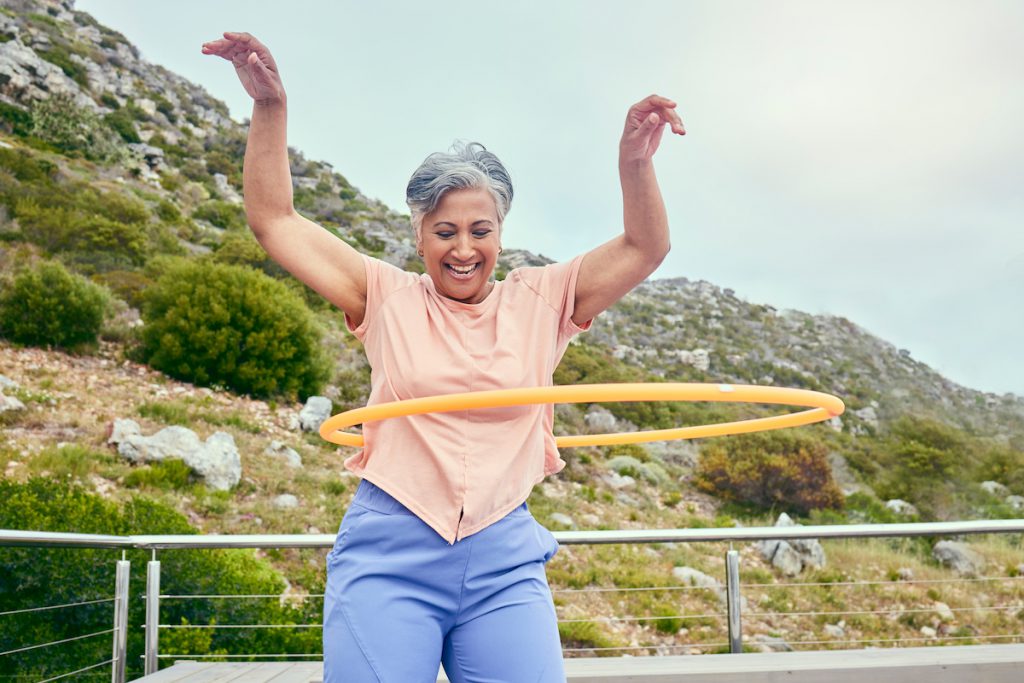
top-left (0, 0), bottom-right (1021, 673)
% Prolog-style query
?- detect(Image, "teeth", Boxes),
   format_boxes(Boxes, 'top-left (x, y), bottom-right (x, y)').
top-left (448, 264), bottom-right (476, 274)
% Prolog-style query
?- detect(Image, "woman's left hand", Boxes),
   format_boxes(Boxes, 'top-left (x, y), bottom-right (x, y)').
top-left (619, 94), bottom-right (685, 166)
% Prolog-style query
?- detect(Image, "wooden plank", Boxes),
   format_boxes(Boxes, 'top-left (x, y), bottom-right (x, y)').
top-left (135, 645), bottom-right (1024, 683)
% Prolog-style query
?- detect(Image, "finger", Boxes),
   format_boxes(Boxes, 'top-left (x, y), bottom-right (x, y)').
top-left (222, 32), bottom-right (279, 72)
top-left (634, 93), bottom-right (676, 111)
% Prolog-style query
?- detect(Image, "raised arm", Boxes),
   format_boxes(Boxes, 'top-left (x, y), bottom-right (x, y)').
top-left (572, 95), bottom-right (685, 326)
top-left (201, 32), bottom-right (367, 326)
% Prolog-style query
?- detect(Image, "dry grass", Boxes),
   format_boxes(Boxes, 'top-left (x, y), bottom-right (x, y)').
top-left (1, 338), bottom-right (1022, 656)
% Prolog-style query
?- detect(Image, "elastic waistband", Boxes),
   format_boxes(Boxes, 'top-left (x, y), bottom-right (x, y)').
top-left (351, 478), bottom-right (417, 515)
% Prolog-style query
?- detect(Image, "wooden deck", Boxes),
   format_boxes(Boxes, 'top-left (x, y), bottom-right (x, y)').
top-left (136, 643), bottom-right (1024, 682)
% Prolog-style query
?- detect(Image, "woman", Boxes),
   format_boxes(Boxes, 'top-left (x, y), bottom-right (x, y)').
top-left (203, 31), bottom-right (684, 683)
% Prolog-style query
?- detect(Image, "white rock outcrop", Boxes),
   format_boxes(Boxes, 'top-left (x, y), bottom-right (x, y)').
top-left (107, 418), bottom-right (241, 490)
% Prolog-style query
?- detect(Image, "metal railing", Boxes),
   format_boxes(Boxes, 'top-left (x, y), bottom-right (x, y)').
top-left (2, 518), bottom-right (1023, 679)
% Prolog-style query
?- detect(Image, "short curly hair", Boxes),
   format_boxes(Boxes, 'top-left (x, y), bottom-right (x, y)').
top-left (405, 140), bottom-right (513, 235)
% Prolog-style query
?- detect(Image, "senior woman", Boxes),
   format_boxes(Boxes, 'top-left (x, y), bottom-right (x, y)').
top-left (203, 31), bottom-right (684, 683)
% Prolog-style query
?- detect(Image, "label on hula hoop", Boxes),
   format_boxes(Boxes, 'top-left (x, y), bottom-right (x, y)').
top-left (319, 383), bottom-right (845, 449)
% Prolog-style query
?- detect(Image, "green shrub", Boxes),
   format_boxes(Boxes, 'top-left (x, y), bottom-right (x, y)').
top-left (29, 93), bottom-right (122, 162)
top-left (138, 259), bottom-right (332, 400)
top-left (90, 269), bottom-right (153, 309)
top-left (192, 199), bottom-right (246, 231)
top-left (123, 458), bottom-right (193, 490)
top-left (36, 45), bottom-right (89, 89)
top-left (103, 106), bottom-right (140, 143)
top-left (0, 101), bottom-right (34, 137)
top-left (14, 200), bottom-right (148, 266)
top-left (0, 259), bottom-right (110, 350)
top-left (0, 147), bottom-right (56, 183)
top-left (212, 230), bottom-right (286, 278)
top-left (0, 479), bottom-right (321, 681)
top-left (695, 431), bottom-right (844, 515)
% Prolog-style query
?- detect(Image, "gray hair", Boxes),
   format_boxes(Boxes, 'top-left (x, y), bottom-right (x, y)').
top-left (406, 141), bottom-right (513, 235)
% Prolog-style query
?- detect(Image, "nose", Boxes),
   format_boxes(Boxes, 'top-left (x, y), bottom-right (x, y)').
top-left (452, 233), bottom-right (475, 261)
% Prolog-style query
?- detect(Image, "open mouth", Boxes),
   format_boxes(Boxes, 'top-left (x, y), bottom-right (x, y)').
top-left (445, 263), bottom-right (480, 280)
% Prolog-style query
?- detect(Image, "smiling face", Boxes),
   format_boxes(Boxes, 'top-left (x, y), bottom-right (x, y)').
top-left (417, 187), bottom-right (502, 304)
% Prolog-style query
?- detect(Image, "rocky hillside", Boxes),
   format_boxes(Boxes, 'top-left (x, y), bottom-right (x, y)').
top-left (2, 0), bottom-right (1024, 665)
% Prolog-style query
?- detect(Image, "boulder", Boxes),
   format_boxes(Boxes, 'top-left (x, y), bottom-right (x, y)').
top-left (107, 418), bottom-right (241, 490)
top-left (0, 392), bottom-right (25, 414)
top-left (548, 512), bottom-right (575, 529)
top-left (265, 440), bottom-right (303, 469)
top-left (885, 499), bottom-right (919, 517)
top-left (1006, 495), bottom-right (1024, 511)
top-left (980, 481), bottom-right (1010, 497)
top-left (757, 513), bottom-right (826, 577)
top-left (584, 405), bottom-right (617, 433)
top-left (932, 540), bottom-right (983, 577)
top-left (0, 374), bottom-right (19, 391)
top-left (273, 494), bottom-right (299, 509)
top-left (298, 396), bottom-right (333, 432)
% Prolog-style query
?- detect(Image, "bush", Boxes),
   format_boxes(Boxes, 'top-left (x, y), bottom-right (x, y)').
top-left (29, 93), bottom-right (122, 162)
top-left (91, 268), bottom-right (152, 309)
top-left (192, 199), bottom-right (246, 231)
top-left (695, 431), bottom-right (844, 515)
top-left (0, 479), bottom-right (321, 681)
top-left (14, 200), bottom-right (148, 267)
top-left (212, 230), bottom-right (287, 278)
top-left (0, 147), bottom-right (57, 183)
top-left (0, 259), bottom-right (110, 350)
top-left (138, 259), bottom-right (332, 400)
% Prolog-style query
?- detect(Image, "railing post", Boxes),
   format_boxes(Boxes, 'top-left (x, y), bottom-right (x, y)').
top-left (144, 553), bottom-right (161, 675)
top-left (111, 557), bottom-right (130, 683)
top-left (725, 549), bottom-right (742, 653)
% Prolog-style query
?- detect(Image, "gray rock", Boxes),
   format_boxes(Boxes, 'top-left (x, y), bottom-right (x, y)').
top-left (896, 567), bottom-right (915, 581)
top-left (213, 173), bottom-right (242, 204)
top-left (584, 406), bottom-right (617, 433)
top-left (981, 480), bottom-right (1010, 497)
top-left (548, 512), bottom-right (575, 529)
top-left (1006, 495), bottom-right (1024, 511)
top-left (107, 418), bottom-right (241, 490)
top-left (0, 374), bottom-right (19, 391)
top-left (298, 396), bottom-right (333, 432)
top-left (757, 513), bottom-right (826, 576)
top-left (920, 625), bottom-right (937, 638)
top-left (273, 494), bottom-right (299, 509)
top-left (0, 392), bottom-right (25, 413)
top-left (0, 39), bottom-right (96, 109)
top-left (265, 441), bottom-right (303, 469)
top-left (823, 622), bottom-right (846, 639)
top-left (933, 601), bottom-right (954, 621)
top-left (604, 471), bottom-right (636, 490)
top-left (580, 513), bottom-right (601, 527)
top-left (751, 634), bottom-right (793, 652)
top-left (189, 433), bottom-right (241, 491)
top-left (932, 540), bottom-right (983, 577)
top-left (885, 499), bottom-right (919, 517)
top-left (645, 440), bottom-right (699, 471)
top-left (827, 452), bottom-right (868, 496)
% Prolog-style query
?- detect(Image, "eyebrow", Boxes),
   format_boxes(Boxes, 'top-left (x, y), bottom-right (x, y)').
top-left (432, 220), bottom-right (494, 228)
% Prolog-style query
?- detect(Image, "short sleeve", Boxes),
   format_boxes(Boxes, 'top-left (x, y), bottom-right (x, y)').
top-left (516, 253), bottom-right (594, 344)
top-left (345, 254), bottom-right (419, 341)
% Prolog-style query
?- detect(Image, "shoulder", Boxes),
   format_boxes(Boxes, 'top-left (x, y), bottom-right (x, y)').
top-left (505, 255), bottom-right (586, 310)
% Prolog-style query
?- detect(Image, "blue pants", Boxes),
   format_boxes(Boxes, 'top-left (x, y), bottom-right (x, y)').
top-left (323, 479), bottom-right (565, 682)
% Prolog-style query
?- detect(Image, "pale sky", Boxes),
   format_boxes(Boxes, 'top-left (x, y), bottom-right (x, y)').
top-left (76, 0), bottom-right (1024, 397)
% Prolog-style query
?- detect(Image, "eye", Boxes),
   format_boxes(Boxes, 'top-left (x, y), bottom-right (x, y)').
top-left (473, 229), bottom-right (492, 238)
top-left (436, 231), bottom-right (454, 239)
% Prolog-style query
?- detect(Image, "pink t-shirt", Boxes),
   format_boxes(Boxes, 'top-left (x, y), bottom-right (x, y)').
top-left (344, 253), bottom-right (592, 544)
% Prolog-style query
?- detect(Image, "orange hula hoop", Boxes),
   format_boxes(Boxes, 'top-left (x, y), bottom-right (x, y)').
top-left (319, 383), bottom-right (845, 449)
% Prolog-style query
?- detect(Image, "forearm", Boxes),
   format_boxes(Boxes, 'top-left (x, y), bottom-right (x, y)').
top-left (243, 98), bottom-right (295, 232)
top-left (619, 159), bottom-right (671, 260)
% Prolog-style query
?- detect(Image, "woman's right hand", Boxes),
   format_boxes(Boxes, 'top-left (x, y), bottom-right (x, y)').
top-left (201, 32), bottom-right (285, 104)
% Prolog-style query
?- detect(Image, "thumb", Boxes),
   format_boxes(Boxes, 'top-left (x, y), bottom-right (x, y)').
top-left (642, 112), bottom-right (661, 131)
top-left (247, 51), bottom-right (275, 84)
